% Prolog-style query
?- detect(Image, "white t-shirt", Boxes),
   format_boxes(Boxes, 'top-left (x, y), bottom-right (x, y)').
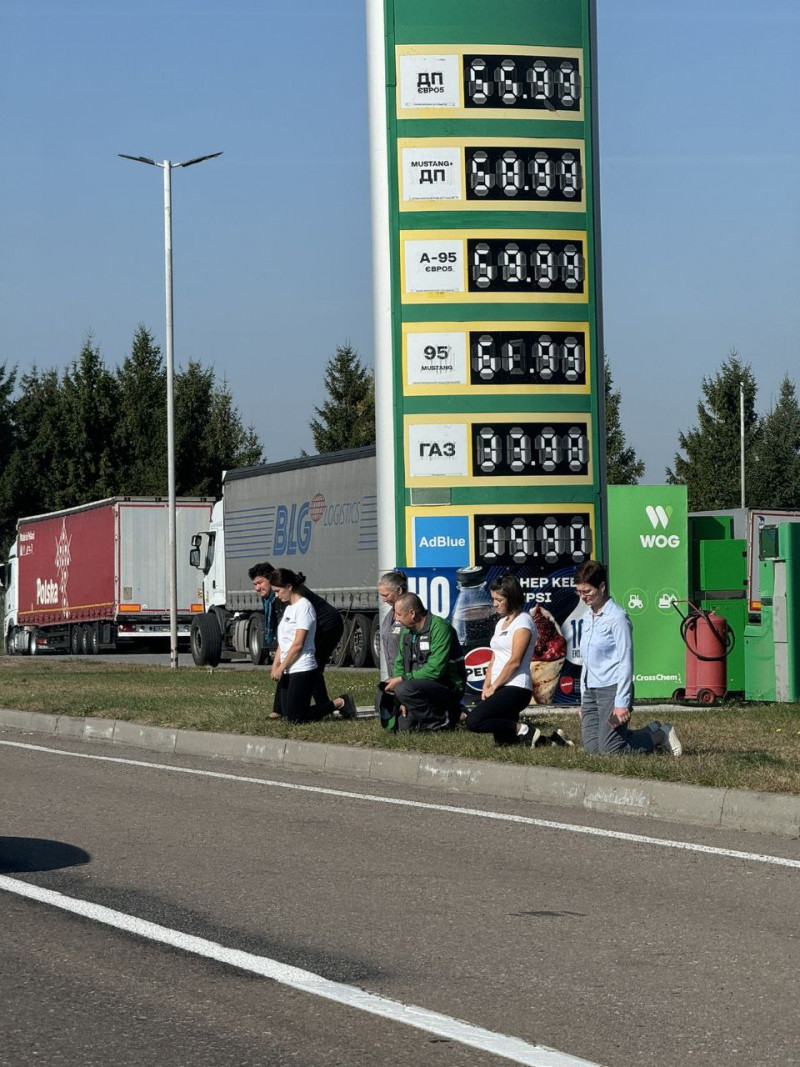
top-left (277, 597), bottom-right (317, 673)
top-left (489, 612), bottom-right (536, 690)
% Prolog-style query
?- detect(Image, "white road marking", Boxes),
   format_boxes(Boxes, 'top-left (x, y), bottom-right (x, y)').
top-left (0, 873), bottom-right (603, 1067)
top-left (1, 738), bottom-right (799, 870)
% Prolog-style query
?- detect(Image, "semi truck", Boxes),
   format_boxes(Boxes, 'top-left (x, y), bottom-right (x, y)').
top-left (188, 447), bottom-right (379, 668)
top-left (3, 497), bottom-right (213, 655)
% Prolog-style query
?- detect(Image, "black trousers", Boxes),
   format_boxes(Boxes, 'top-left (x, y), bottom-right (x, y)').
top-left (274, 669), bottom-right (335, 723)
top-left (465, 686), bottom-right (532, 744)
top-left (312, 618), bottom-right (345, 706)
top-left (394, 678), bottom-right (460, 732)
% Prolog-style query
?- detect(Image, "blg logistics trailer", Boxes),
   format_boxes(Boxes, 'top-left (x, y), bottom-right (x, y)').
top-left (189, 448), bottom-right (379, 667)
top-left (3, 497), bottom-right (213, 655)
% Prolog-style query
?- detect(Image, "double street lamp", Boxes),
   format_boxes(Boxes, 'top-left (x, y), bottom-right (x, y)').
top-left (119, 152), bottom-right (223, 668)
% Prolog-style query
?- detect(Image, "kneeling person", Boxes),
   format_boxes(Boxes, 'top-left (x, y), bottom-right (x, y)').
top-left (385, 593), bottom-right (465, 731)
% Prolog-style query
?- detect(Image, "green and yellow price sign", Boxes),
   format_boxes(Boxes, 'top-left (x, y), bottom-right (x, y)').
top-left (368, 0), bottom-right (605, 581)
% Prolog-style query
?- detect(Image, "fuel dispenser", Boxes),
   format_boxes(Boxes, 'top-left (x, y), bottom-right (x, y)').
top-left (744, 522), bottom-right (800, 702)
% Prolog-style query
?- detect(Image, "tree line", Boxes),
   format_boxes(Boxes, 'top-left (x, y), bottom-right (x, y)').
top-left (310, 345), bottom-right (800, 512)
top-left (667, 352), bottom-right (800, 512)
top-left (2, 333), bottom-right (797, 558)
top-left (0, 326), bottom-right (264, 555)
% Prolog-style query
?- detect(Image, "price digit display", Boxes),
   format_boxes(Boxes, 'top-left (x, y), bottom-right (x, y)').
top-left (470, 330), bottom-right (586, 386)
top-left (474, 513), bottom-right (593, 567)
top-left (466, 146), bottom-right (582, 202)
top-left (464, 53), bottom-right (581, 112)
top-left (468, 237), bottom-right (585, 294)
top-left (472, 421), bottom-right (590, 477)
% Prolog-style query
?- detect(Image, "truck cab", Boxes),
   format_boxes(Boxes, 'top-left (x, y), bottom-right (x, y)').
top-left (3, 539), bottom-right (36, 655)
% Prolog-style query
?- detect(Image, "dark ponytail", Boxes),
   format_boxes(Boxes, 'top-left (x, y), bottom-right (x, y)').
top-left (270, 568), bottom-right (305, 589)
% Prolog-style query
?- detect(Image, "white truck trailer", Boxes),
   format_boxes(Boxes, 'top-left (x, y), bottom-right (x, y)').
top-left (188, 447), bottom-right (379, 667)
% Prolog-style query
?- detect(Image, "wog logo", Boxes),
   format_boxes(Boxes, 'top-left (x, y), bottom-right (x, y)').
top-left (640, 505), bottom-right (680, 549)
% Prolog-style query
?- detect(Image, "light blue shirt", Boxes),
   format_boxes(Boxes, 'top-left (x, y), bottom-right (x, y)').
top-left (579, 597), bottom-right (634, 708)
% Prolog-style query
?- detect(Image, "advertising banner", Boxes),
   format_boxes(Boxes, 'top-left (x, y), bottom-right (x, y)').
top-left (607, 486), bottom-right (688, 698)
top-left (406, 564), bottom-right (585, 705)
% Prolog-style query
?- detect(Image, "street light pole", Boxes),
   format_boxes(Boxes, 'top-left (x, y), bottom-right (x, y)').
top-left (119, 151), bottom-right (222, 669)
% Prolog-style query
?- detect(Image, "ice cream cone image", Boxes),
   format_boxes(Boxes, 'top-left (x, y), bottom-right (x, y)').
top-left (530, 605), bottom-right (567, 706)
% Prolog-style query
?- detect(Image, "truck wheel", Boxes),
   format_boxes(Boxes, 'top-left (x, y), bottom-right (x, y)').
top-left (27, 631), bottom-right (38, 656)
top-left (88, 623), bottom-right (100, 655)
top-left (190, 613), bottom-right (222, 667)
top-left (70, 625), bottom-right (82, 655)
top-left (370, 615), bottom-right (382, 669)
top-left (248, 613), bottom-right (268, 666)
top-left (349, 614), bottom-right (372, 669)
top-left (80, 624), bottom-right (91, 655)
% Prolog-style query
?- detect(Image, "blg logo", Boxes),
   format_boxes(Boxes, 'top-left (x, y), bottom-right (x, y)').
top-left (640, 505), bottom-right (680, 548)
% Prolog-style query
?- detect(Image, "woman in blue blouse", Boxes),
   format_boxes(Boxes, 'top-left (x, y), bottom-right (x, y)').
top-left (575, 561), bottom-right (682, 756)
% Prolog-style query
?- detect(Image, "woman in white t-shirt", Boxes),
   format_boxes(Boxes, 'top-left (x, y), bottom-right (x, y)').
top-left (270, 569), bottom-right (356, 723)
top-left (464, 575), bottom-right (545, 746)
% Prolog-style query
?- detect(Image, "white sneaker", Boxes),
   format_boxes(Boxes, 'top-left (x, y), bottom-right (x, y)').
top-left (647, 719), bottom-right (682, 757)
top-left (660, 722), bottom-right (683, 757)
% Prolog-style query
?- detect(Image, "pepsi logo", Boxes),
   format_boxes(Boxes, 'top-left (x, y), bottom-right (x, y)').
top-left (465, 646), bottom-right (492, 690)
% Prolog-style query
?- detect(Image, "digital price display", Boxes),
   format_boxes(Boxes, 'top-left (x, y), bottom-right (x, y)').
top-left (405, 413), bottom-right (592, 486)
top-left (466, 145), bottom-right (581, 201)
top-left (464, 53), bottom-right (581, 112)
top-left (401, 229), bottom-right (588, 304)
top-left (396, 45), bottom-right (584, 122)
top-left (469, 237), bottom-right (584, 294)
top-left (474, 421), bottom-right (590, 477)
top-left (398, 138), bottom-right (585, 212)
top-left (470, 329), bottom-right (586, 386)
top-left (475, 512), bottom-right (592, 567)
top-left (402, 321), bottom-right (591, 394)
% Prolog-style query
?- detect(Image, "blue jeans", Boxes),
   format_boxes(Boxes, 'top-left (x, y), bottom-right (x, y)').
top-left (580, 685), bottom-right (655, 755)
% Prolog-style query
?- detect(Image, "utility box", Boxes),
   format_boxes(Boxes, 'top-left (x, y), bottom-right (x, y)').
top-left (745, 522), bottom-right (800, 702)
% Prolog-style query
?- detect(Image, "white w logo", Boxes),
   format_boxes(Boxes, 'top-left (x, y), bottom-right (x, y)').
top-left (645, 506), bottom-right (670, 529)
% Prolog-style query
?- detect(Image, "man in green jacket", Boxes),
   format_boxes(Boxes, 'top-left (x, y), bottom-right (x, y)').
top-left (384, 592), bottom-right (465, 731)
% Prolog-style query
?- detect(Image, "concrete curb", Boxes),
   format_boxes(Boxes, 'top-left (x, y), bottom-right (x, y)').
top-left (2, 707), bottom-right (798, 840)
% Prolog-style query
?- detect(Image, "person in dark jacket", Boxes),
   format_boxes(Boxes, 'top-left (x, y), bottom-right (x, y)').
top-left (384, 593), bottom-right (465, 732)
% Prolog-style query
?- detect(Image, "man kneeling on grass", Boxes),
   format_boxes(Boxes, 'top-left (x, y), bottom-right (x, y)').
top-left (383, 593), bottom-right (465, 732)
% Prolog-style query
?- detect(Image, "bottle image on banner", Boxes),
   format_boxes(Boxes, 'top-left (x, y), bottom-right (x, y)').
top-left (452, 566), bottom-right (496, 649)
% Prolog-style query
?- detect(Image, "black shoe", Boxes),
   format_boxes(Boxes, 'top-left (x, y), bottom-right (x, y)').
top-left (549, 728), bottom-right (574, 748)
top-left (519, 726), bottom-right (541, 747)
top-left (338, 693), bottom-right (357, 720)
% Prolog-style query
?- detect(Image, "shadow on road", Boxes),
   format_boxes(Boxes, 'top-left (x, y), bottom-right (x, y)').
top-left (0, 837), bottom-right (91, 873)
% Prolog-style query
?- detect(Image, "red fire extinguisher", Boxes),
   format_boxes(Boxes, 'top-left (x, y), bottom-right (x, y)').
top-left (672, 602), bottom-right (733, 705)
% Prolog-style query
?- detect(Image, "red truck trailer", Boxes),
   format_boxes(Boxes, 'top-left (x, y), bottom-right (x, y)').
top-left (3, 497), bottom-right (213, 654)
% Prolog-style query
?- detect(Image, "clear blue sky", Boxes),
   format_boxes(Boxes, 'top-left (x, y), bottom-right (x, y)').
top-left (2, 1), bottom-right (798, 481)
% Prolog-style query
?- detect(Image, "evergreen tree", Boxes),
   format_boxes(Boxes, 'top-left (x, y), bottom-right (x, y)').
top-left (309, 343), bottom-right (375, 453)
top-left (60, 336), bottom-right (120, 505)
top-left (3, 365), bottom-right (70, 518)
top-left (604, 361), bottom-right (644, 485)
top-left (174, 360), bottom-right (216, 495)
top-left (667, 351), bottom-right (760, 511)
top-left (750, 376), bottom-right (800, 509)
top-left (0, 362), bottom-right (19, 552)
top-left (204, 377), bottom-right (264, 478)
top-left (116, 325), bottom-right (167, 495)
top-left (173, 361), bottom-right (265, 496)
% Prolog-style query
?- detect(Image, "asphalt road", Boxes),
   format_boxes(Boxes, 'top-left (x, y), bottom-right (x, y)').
top-left (1, 729), bottom-right (798, 1067)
